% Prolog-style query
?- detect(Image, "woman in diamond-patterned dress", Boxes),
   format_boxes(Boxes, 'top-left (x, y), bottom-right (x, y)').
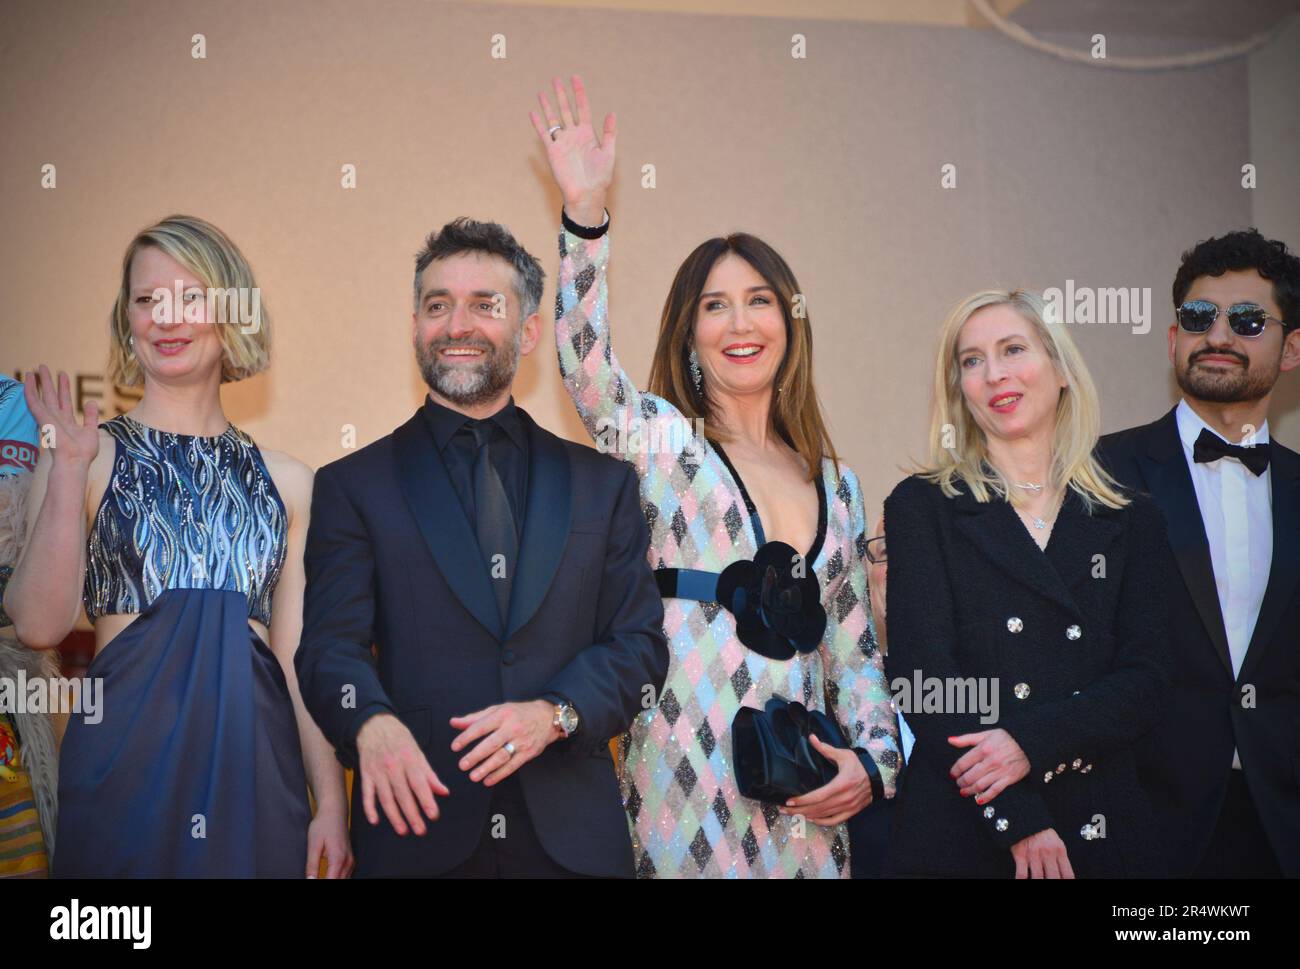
top-left (532, 76), bottom-right (900, 877)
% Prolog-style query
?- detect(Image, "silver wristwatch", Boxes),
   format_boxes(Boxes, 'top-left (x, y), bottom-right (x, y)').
top-left (552, 700), bottom-right (580, 738)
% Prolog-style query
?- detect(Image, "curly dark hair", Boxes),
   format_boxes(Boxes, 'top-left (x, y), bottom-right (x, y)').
top-left (1173, 228), bottom-right (1300, 331)
top-left (413, 217), bottom-right (545, 318)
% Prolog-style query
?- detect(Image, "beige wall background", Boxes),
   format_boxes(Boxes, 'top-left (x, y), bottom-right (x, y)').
top-left (3, 0), bottom-right (1298, 525)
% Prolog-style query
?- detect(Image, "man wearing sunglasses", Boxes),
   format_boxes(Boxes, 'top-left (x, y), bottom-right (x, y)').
top-left (1099, 228), bottom-right (1300, 878)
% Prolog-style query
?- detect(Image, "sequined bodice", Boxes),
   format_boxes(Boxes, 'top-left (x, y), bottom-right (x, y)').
top-left (83, 415), bottom-right (287, 626)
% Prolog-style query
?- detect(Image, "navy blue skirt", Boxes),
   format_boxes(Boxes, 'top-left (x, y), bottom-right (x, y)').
top-left (55, 588), bottom-right (311, 877)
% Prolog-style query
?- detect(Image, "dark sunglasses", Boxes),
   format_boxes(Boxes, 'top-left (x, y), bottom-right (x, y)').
top-left (1176, 299), bottom-right (1287, 338)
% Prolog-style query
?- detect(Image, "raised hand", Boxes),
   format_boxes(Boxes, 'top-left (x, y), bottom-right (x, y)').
top-left (529, 74), bottom-right (615, 226)
top-left (23, 364), bottom-right (100, 468)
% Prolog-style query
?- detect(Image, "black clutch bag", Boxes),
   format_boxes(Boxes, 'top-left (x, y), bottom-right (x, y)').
top-left (732, 696), bottom-right (851, 804)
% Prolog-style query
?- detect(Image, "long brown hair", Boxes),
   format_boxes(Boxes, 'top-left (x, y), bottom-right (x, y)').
top-left (646, 234), bottom-right (838, 482)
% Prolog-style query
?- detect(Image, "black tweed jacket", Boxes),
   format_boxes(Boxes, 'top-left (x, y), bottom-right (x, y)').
top-left (882, 473), bottom-right (1173, 878)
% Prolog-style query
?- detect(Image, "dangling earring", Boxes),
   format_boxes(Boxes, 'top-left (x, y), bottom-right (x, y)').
top-left (688, 349), bottom-right (703, 393)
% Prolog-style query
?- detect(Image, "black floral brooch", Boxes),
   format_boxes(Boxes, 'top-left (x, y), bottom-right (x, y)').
top-left (715, 541), bottom-right (826, 661)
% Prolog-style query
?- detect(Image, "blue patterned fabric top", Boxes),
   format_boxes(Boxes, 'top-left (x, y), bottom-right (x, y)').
top-left (83, 414), bottom-right (287, 626)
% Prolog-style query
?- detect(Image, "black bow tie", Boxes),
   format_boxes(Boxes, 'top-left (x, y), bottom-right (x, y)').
top-left (1193, 427), bottom-right (1271, 476)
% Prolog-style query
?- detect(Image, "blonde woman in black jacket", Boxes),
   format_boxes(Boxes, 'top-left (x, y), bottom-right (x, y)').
top-left (883, 290), bottom-right (1173, 878)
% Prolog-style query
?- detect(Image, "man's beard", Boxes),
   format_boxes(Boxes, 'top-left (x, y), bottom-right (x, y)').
top-left (416, 327), bottom-right (521, 407)
top-left (1175, 346), bottom-right (1279, 405)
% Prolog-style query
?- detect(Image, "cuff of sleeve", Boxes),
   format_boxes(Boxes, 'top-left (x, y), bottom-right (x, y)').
top-left (561, 207), bottom-right (610, 239)
top-left (853, 747), bottom-right (886, 806)
top-left (337, 700), bottom-right (397, 771)
top-left (1004, 716), bottom-right (1092, 788)
top-left (975, 783), bottom-right (1055, 851)
top-left (540, 692), bottom-right (582, 742)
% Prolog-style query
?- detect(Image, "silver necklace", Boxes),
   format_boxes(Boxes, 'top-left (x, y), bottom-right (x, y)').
top-left (1015, 482), bottom-right (1048, 527)
top-left (1024, 496), bottom-right (1060, 531)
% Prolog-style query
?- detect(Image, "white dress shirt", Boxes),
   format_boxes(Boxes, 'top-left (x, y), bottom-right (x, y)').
top-left (1175, 399), bottom-right (1273, 769)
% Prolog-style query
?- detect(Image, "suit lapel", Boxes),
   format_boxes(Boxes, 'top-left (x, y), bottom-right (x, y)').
top-left (951, 488), bottom-right (1081, 615)
top-left (1046, 490), bottom-right (1123, 593)
top-left (1239, 441), bottom-right (1300, 684)
top-left (1137, 408), bottom-right (1233, 677)
top-left (504, 410), bottom-right (572, 640)
top-left (393, 410), bottom-right (503, 639)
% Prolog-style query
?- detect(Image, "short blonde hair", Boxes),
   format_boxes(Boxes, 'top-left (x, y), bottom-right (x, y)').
top-left (921, 289), bottom-right (1128, 512)
top-left (109, 214), bottom-right (270, 386)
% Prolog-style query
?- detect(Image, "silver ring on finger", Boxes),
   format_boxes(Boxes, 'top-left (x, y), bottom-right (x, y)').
top-left (548, 124), bottom-right (563, 140)
top-left (503, 741), bottom-right (516, 757)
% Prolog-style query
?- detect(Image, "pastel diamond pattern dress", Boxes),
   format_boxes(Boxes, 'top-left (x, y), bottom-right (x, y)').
top-left (555, 226), bottom-right (901, 878)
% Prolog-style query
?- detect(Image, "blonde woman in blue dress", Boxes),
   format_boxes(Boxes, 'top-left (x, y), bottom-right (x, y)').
top-left (6, 215), bottom-right (351, 877)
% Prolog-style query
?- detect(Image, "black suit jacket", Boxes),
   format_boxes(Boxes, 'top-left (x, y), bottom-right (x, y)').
top-left (882, 474), bottom-right (1172, 878)
top-left (296, 405), bottom-right (668, 877)
top-left (1099, 407), bottom-right (1300, 877)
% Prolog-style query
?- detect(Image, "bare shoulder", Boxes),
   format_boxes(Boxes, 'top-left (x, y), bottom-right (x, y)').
top-left (258, 447), bottom-right (315, 517)
top-left (81, 429), bottom-right (118, 519)
top-left (259, 447), bottom-right (314, 491)
top-left (92, 427), bottom-right (116, 467)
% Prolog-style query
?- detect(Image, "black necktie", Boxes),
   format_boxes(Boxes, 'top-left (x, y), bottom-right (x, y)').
top-left (1193, 427), bottom-right (1271, 476)
top-left (468, 421), bottom-right (517, 623)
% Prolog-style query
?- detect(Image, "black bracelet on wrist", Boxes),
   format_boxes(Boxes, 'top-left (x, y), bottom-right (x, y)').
top-left (561, 207), bottom-right (610, 239)
top-left (855, 747), bottom-right (886, 805)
